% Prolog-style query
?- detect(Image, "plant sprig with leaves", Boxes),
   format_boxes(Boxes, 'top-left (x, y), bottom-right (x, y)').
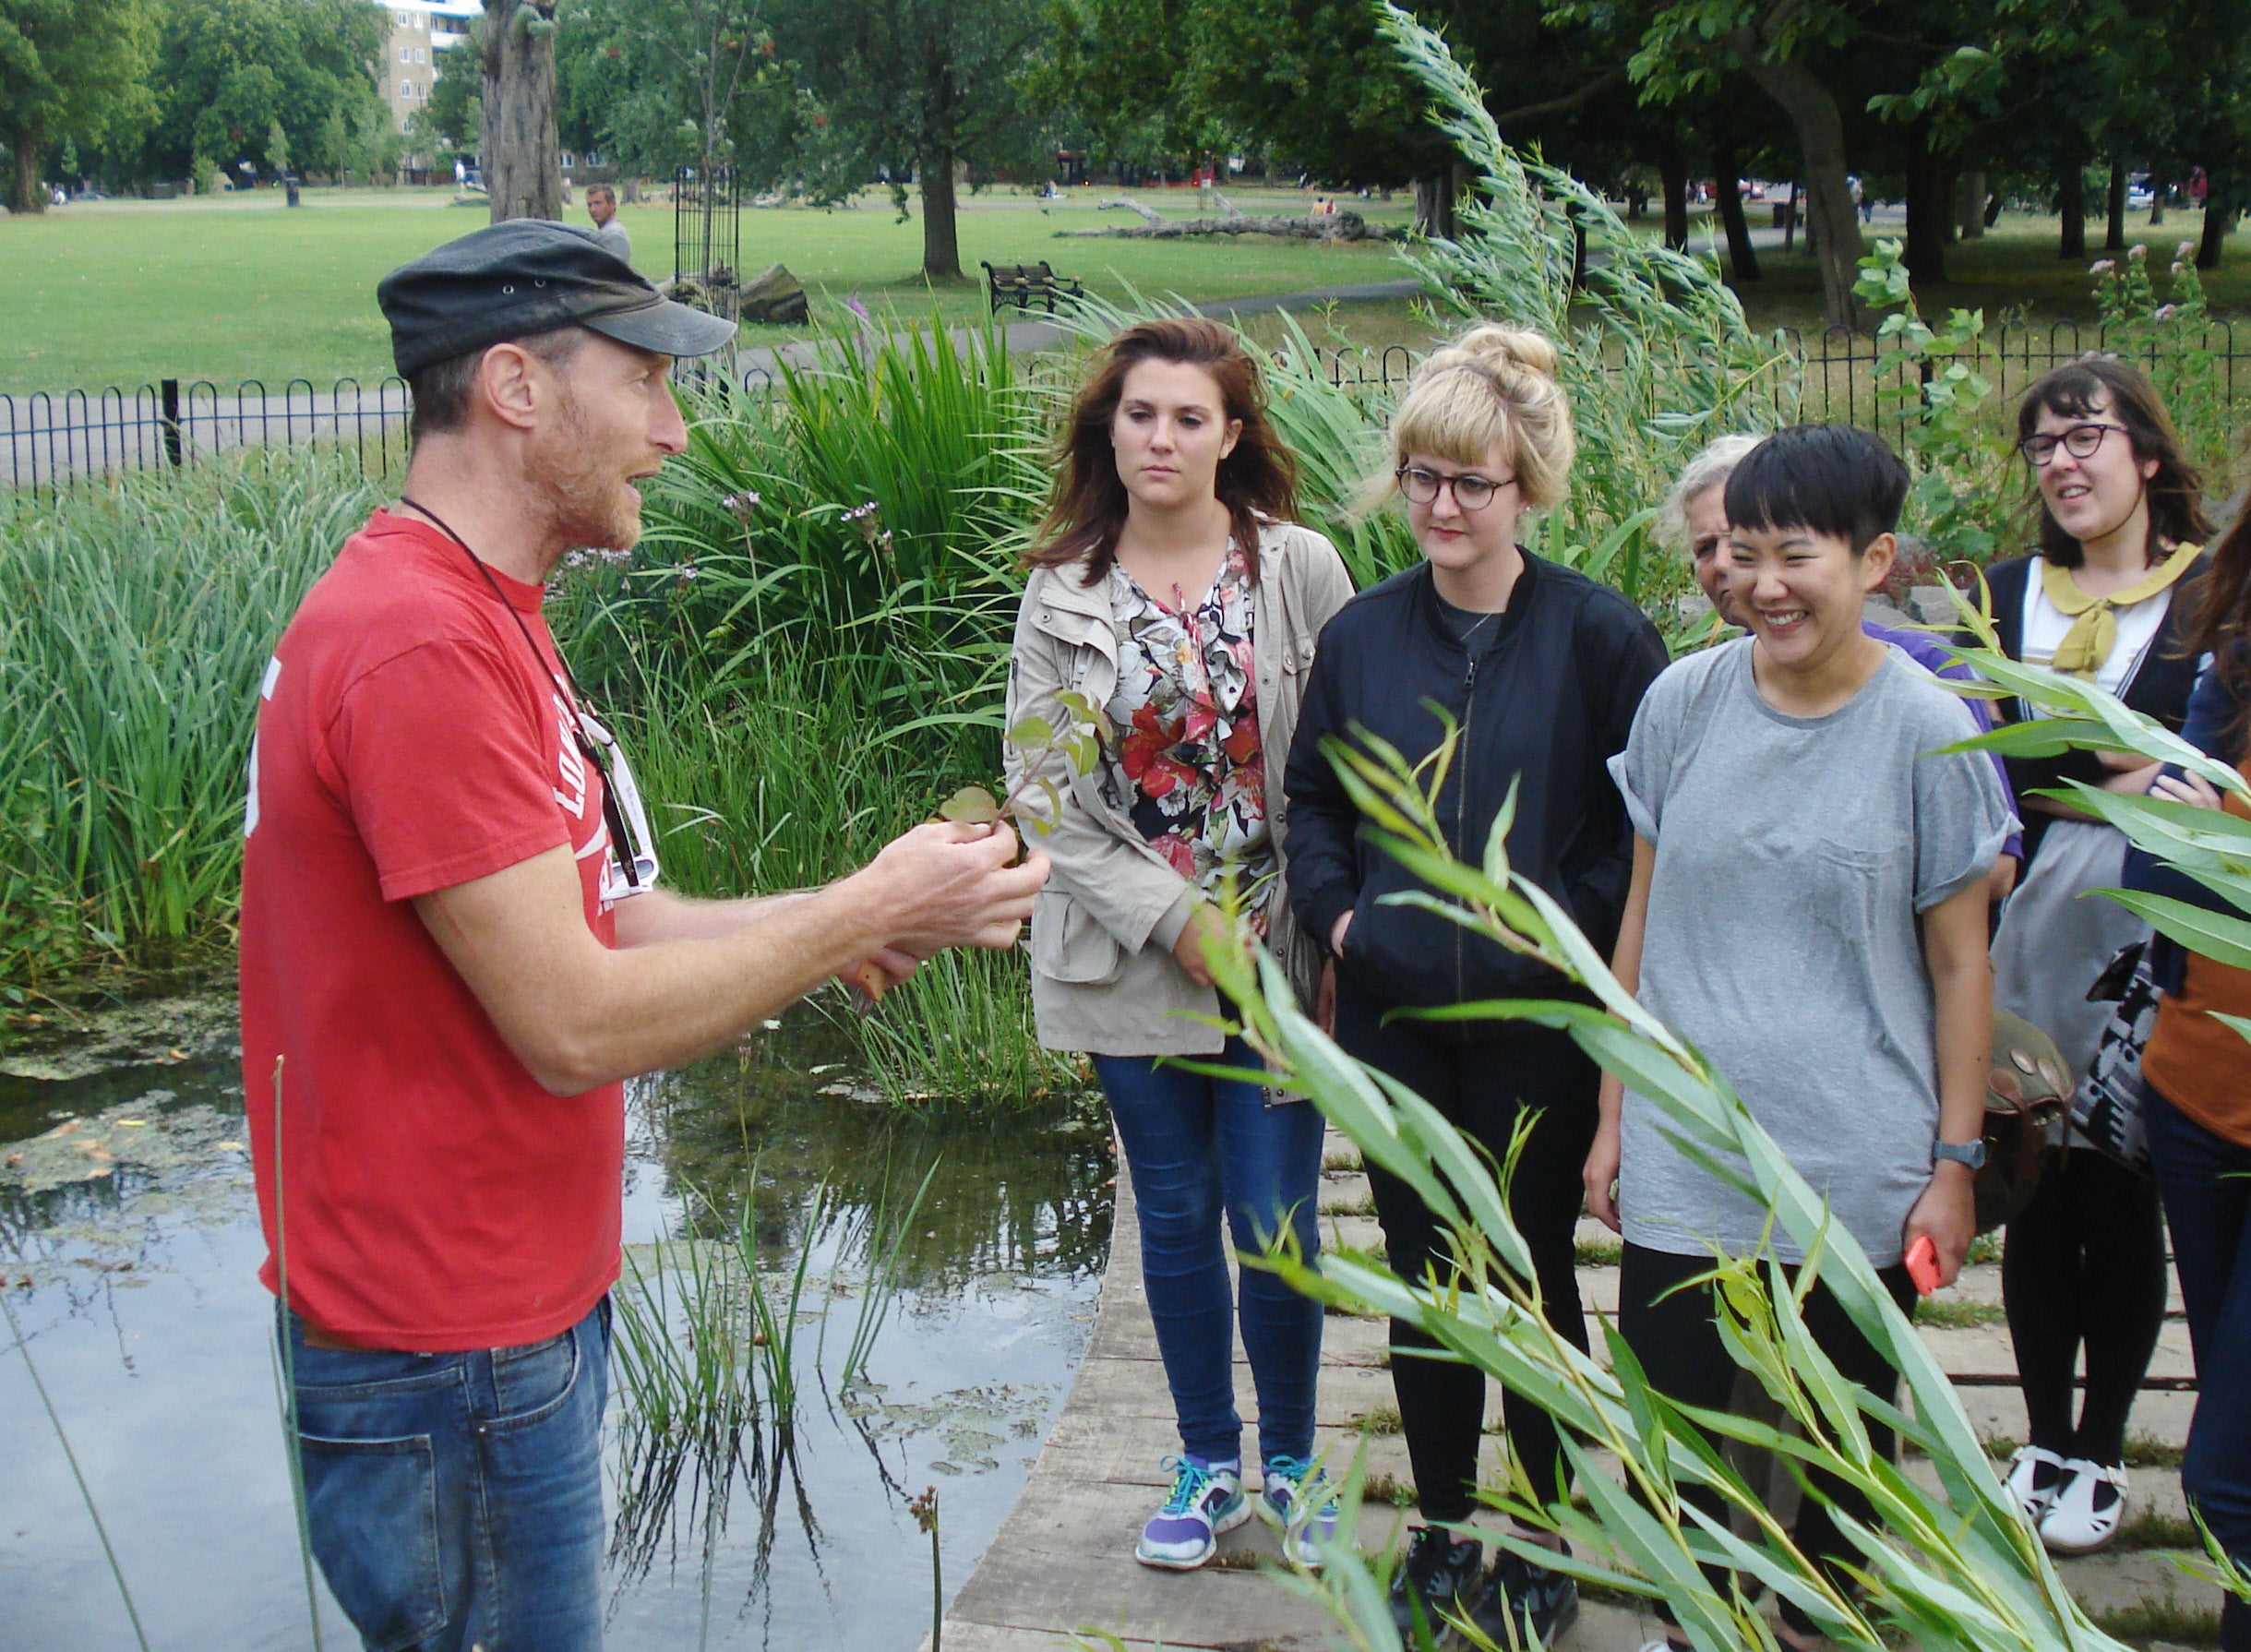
top-left (1852, 239), bottom-right (2006, 564)
top-left (938, 689), bottom-right (1108, 835)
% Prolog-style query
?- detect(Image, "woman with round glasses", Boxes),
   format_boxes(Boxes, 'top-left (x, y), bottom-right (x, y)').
top-left (1984, 355), bottom-right (2212, 1554)
top-left (1284, 326), bottom-right (1667, 1646)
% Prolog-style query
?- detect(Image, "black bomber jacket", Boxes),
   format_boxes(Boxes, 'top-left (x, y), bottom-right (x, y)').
top-left (1282, 553), bottom-right (1668, 1011)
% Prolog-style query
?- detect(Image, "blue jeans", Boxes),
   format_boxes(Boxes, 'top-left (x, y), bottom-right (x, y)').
top-left (2145, 1082), bottom-right (2251, 1652)
top-left (278, 1299), bottom-right (611, 1652)
top-left (1094, 1039), bottom-right (1324, 1468)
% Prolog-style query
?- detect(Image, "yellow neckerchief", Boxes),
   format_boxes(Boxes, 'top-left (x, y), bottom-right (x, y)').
top-left (2040, 540), bottom-right (2201, 677)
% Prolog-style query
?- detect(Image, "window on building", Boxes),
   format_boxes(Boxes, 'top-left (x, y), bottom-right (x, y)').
top-left (400, 46), bottom-right (411, 61)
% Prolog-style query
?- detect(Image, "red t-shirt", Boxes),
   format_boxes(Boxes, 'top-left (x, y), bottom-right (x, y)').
top-left (240, 509), bottom-right (625, 1351)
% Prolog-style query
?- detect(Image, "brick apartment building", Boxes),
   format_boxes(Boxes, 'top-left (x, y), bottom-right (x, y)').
top-left (376, 0), bottom-right (479, 133)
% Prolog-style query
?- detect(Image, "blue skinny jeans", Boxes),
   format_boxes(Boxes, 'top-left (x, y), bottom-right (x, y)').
top-left (278, 1298), bottom-right (610, 1652)
top-left (1094, 1039), bottom-right (1325, 1470)
top-left (2145, 1082), bottom-right (2251, 1652)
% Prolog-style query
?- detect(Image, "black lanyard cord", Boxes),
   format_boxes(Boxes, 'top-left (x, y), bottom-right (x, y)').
top-left (395, 498), bottom-right (643, 890)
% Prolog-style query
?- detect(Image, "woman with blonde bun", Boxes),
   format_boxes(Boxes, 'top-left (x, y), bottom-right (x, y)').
top-left (1284, 325), bottom-right (1667, 1646)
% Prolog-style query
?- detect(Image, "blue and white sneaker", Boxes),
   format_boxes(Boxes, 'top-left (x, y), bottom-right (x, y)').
top-left (1260, 1454), bottom-right (1342, 1567)
top-left (1135, 1455), bottom-right (1249, 1570)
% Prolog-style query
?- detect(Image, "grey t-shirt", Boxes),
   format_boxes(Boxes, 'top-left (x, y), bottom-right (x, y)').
top-left (593, 218), bottom-right (631, 263)
top-left (1607, 639), bottom-right (2016, 1265)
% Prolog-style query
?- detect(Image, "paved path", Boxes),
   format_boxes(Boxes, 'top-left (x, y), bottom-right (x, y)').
top-left (928, 1125), bottom-right (2216, 1652)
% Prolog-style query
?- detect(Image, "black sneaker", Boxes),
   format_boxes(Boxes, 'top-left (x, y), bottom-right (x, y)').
top-left (1472, 1545), bottom-right (1580, 1648)
top-left (1388, 1526), bottom-right (1484, 1643)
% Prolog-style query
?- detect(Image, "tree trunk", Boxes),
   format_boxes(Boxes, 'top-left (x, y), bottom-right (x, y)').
top-left (1413, 171), bottom-right (1456, 238)
top-left (920, 150), bottom-right (962, 279)
top-left (2197, 185), bottom-right (2236, 270)
top-left (7, 130), bottom-right (47, 215)
top-left (1903, 124), bottom-right (1948, 283)
top-left (1958, 170), bottom-right (1986, 239)
top-left (2058, 161), bottom-right (2086, 258)
top-left (2149, 180), bottom-right (2165, 226)
top-left (1730, 28), bottom-right (1864, 329)
top-left (1713, 117), bottom-right (1760, 281)
top-left (1658, 135), bottom-right (1689, 251)
top-left (2106, 156), bottom-right (2128, 251)
top-left (481, 0), bottom-right (560, 223)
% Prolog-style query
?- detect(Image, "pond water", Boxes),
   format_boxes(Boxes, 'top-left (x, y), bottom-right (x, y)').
top-left (0, 1001), bottom-right (1112, 1651)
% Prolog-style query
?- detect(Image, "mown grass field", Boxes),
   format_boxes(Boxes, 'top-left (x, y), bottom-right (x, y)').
top-left (0, 183), bottom-right (1418, 390)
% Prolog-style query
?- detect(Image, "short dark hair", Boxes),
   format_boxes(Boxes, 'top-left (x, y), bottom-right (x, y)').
top-left (2016, 356), bottom-right (2212, 567)
top-left (586, 183), bottom-right (616, 202)
top-left (1723, 425), bottom-right (1910, 555)
top-left (406, 326), bottom-right (588, 445)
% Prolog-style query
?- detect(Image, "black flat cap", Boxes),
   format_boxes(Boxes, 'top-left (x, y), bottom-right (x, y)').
top-left (378, 218), bottom-right (736, 377)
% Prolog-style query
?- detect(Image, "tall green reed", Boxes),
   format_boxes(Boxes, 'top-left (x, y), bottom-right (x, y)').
top-left (1, 1269), bottom-right (150, 1650)
top-left (1205, 732), bottom-right (2143, 1651)
top-left (0, 452), bottom-right (376, 996)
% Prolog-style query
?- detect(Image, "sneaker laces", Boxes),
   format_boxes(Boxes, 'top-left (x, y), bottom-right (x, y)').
top-left (1264, 1454), bottom-right (1335, 1514)
top-left (1158, 1455), bottom-right (1215, 1517)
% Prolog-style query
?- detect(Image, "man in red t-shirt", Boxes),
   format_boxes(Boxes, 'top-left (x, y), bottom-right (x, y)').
top-left (242, 221), bottom-right (1047, 1648)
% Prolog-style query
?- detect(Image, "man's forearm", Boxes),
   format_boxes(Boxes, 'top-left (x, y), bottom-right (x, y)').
top-left (416, 853), bottom-right (887, 1095)
top-left (611, 886), bottom-right (818, 946)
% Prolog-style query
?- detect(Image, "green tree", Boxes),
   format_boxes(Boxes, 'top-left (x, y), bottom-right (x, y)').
top-left (148, 0), bottom-right (387, 179)
top-left (0, 0), bottom-right (159, 213)
top-left (413, 36), bottom-right (481, 153)
top-left (776, 0), bottom-right (1047, 281)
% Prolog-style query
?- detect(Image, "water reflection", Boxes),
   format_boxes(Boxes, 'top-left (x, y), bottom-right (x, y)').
top-left (0, 1012), bottom-right (1113, 1651)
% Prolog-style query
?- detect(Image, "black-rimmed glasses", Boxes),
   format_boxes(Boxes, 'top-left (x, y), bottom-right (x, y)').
top-left (1395, 464), bottom-right (1516, 510)
top-left (2018, 423), bottom-right (2128, 465)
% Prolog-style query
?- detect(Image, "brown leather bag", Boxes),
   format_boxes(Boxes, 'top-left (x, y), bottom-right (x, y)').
top-left (1979, 1010), bottom-right (2070, 1234)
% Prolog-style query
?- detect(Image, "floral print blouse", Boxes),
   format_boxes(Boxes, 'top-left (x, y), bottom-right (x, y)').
top-left (1103, 545), bottom-right (1274, 930)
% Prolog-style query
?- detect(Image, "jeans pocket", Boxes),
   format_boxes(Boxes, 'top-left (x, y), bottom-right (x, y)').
top-left (491, 1324), bottom-right (581, 1424)
top-left (298, 1431), bottom-right (447, 1652)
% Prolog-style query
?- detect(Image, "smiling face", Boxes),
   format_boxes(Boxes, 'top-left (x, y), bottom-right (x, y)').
top-left (1404, 438), bottom-right (1525, 579)
top-left (1684, 482), bottom-right (1739, 620)
top-left (1728, 521), bottom-right (1894, 671)
top-left (2030, 391), bottom-right (2159, 551)
top-left (1110, 358), bottom-right (1241, 511)
top-left (526, 332), bottom-right (687, 551)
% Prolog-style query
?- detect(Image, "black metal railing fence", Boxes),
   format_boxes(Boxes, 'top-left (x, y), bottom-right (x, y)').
top-left (11, 321), bottom-right (2250, 496)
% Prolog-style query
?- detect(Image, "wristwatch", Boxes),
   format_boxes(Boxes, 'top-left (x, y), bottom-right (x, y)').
top-left (1933, 1138), bottom-right (1988, 1171)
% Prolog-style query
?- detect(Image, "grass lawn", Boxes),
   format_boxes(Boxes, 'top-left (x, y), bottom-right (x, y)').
top-left (0, 183), bottom-right (1419, 391)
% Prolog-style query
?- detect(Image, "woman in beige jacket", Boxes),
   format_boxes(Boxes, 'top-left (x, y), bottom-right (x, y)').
top-left (1005, 317), bottom-right (1353, 1574)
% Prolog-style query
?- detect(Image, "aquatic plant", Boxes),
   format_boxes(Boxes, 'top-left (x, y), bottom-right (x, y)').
top-left (0, 1273), bottom-right (150, 1650)
top-left (910, 1485), bottom-right (943, 1652)
top-left (836, 1161), bottom-right (939, 1388)
top-left (0, 450), bottom-right (378, 998)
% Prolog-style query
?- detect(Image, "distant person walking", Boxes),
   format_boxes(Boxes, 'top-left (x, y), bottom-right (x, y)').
top-left (587, 183), bottom-right (630, 263)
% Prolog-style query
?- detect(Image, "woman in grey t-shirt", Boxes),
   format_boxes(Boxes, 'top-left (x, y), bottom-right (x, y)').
top-left (1584, 426), bottom-right (2015, 1652)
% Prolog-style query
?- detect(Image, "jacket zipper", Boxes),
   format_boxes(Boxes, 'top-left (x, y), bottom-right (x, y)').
top-left (1455, 649), bottom-right (1478, 1008)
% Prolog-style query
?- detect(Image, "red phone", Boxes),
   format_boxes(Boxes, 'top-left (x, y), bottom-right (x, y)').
top-left (1905, 1235), bottom-right (1944, 1297)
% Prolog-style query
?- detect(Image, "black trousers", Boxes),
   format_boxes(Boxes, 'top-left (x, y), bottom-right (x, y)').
top-left (1335, 980), bottom-right (1600, 1522)
top-left (1620, 1242), bottom-right (1919, 1636)
top-left (2001, 1145), bottom-right (2170, 1465)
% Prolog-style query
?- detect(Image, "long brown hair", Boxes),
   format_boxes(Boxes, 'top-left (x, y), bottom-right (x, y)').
top-left (2016, 355), bottom-right (2212, 567)
top-left (1024, 317), bottom-right (1299, 585)
top-left (2186, 501), bottom-right (2251, 759)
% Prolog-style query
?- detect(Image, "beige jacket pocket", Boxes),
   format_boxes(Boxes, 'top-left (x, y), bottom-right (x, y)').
top-left (1029, 889), bottom-right (1127, 986)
